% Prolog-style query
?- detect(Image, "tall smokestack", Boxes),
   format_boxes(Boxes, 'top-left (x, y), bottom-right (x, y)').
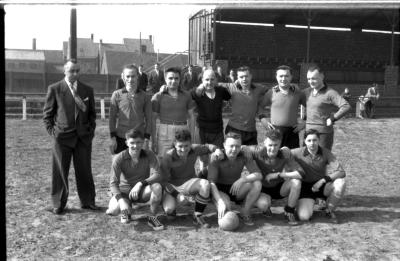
top-left (91, 33), bottom-right (94, 41)
top-left (149, 35), bottom-right (152, 43)
top-left (69, 8), bottom-right (77, 60)
top-left (32, 38), bottom-right (36, 50)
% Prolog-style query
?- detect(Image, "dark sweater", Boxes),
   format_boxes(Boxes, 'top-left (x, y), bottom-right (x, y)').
top-left (191, 86), bottom-right (231, 132)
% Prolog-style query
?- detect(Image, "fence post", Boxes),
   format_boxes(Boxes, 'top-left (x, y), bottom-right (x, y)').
top-left (300, 105), bottom-right (305, 120)
top-left (101, 98), bottom-right (105, 120)
top-left (22, 96), bottom-right (27, 120)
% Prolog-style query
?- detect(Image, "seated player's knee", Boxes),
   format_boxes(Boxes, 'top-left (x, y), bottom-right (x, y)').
top-left (199, 179), bottom-right (211, 192)
top-left (332, 178), bottom-right (346, 198)
top-left (252, 180), bottom-right (262, 191)
top-left (106, 196), bottom-right (120, 216)
top-left (290, 179), bottom-right (301, 191)
top-left (151, 183), bottom-right (163, 201)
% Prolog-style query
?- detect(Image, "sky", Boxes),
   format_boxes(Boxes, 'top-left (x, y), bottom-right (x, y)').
top-left (4, 4), bottom-right (214, 54)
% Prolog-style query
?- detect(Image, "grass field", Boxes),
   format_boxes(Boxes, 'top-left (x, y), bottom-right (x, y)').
top-left (6, 118), bottom-right (400, 260)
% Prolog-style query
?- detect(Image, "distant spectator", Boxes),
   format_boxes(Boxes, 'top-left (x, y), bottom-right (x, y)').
top-left (148, 63), bottom-right (165, 94)
top-left (138, 65), bottom-right (149, 92)
top-left (357, 95), bottom-right (368, 119)
top-left (198, 66), bottom-right (207, 84)
top-left (182, 65), bottom-right (199, 91)
top-left (364, 83), bottom-right (380, 118)
top-left (115, 76), bottom-right (124, 90)
top-left (227, 69), bottom-right (236, 83)
top-left (341, 88), bottom-right (351, 103)
top-left (215, 65), bottom-right (227, 83)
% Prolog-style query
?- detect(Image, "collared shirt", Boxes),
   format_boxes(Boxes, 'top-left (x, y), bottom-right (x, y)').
top-left (208, 152), bottom-right (261, 185)
top-left (220, 82), bottom-right (268, 132)
top-left (291, 146), bottom-right (345, 183)
top-left (303, 84), bottom-right (351, 133)
top-left (151, 90), bottom-right (195, 123)
top-left (109, 88), bottom-right (152, 139)
top-left (245, 146), bottom-right (305, 187)
top-left (109, 149), bottom-right (160, 195)
top-left (65, 78), bottom-right (77, 96)
top-left (161, 144), bottom-right (217, 186)
top-left (261, 84), bottom-right (307, 127)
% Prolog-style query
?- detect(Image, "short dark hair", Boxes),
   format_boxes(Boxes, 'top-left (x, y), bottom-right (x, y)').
top-left (307, 64), bottom-right (324, 74)
top-left (125, 128), bottom-right (144, 140)
top-left (224, 132), bottom-right (242, 142)
top-left (304, 129), bottom-right (320, 139)
top-left (276, 65), bottom-right (292, 75)
top-left (237, 66), bottom-right (251, 74)
top-left (265, 129), bottom-right (282, 142)
top-left (165, 67), bottom-right (181, 75)
top-left (122, 64), bottom-right (138, 73)
top-left (65, 58), bottom-right (78, 65)
top-left (174, 129), bottom-right (191, 142)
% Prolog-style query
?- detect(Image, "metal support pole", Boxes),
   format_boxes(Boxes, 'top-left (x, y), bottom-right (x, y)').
top-left (69, 8), bottom-right (77, 60)
top-left (22, 96), bottom-right (27, 120)
top-left (390, 22), bottom-right (395, 66)
top-left (306, 10), bottom-right (311, 63)
top-left (100, 98), bottom-right (105, 120)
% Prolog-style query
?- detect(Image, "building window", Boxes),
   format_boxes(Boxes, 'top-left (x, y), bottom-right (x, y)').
top-left (7, 63), bottom-right (15, 69)
top-left (30, 63), bottom-right (38, 69)
top-left (140, 45), bottom-right (147, 53)
top-left (19, 62), bottom-right (26, 69)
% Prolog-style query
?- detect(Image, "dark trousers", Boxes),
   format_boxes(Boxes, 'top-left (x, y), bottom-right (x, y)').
top-left (199, 128), bottom-right (224, 148)
top-left (225, 125), bottom-right (258, 145)
top-left (113, 136), bottom-right (128, 155)
top-left (365, 101), bottom-right (375, 118)
top-left (51, 138), bottom-right (96, 209)
top-left (274, 126), bottom-right (300, 149)
top-left (319, 132), bottom-right (334, 151)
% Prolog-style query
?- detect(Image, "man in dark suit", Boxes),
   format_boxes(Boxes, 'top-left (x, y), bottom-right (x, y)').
top-left (182, 65), bottom-right (199, 91)
top-left (138, 64), bottom-right (149, 92)
top-left (148, 63), bottom-right (165, 94)
top-left (43, 59), bottom-right (99, 215)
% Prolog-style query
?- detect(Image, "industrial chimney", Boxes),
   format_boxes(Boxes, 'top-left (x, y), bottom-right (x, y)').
top-left (149, 35), bottom-right (152, 43)
top-left (91, 33), bottom-right (94, 41)
top-left (32, 38), bottom-right (36, 50)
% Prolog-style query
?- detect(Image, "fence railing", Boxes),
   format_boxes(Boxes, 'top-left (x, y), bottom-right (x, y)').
top-left (6, 94), bottom-right (400, 121)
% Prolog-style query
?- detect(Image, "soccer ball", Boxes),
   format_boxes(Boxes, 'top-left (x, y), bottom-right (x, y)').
top-left (218, 211), bottom-right (239, 231)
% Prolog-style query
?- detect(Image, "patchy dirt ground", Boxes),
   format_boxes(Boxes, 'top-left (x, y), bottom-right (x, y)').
top-left (6, 118), bottom-right (400, 260)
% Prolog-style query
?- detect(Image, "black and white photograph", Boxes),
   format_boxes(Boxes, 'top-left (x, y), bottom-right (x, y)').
top-left (4, 0), bottom-right (400, 260)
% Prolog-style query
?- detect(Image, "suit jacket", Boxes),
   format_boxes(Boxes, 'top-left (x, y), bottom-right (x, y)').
top-left (138, 72), bottom-right (149, 91)
top-left (148, 70), bottom-right (165, 93)
top-left (43, 79), bottom-right (96, 147)
top-left (115, 78), bottom-right (125, 90)
top-left (182, 72), bottom-right (199, 91)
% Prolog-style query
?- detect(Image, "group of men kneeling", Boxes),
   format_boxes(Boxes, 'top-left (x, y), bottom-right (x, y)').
top-left (105, 126), bottom-right (346, 231)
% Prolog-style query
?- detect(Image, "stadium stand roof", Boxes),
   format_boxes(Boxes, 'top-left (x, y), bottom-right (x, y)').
top-left (214, 9), bottom-right (399, 32)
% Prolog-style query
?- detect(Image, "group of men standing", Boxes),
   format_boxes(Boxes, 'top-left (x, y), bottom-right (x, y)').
top-left (43, 59), bottom-right (350, 230)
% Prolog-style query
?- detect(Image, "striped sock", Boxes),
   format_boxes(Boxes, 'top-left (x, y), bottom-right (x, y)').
top-left (194, 194), bottom-right (209, 214)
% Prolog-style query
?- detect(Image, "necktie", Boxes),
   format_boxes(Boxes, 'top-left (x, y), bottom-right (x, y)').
top-left (69, 82), bottom-right (87, 113)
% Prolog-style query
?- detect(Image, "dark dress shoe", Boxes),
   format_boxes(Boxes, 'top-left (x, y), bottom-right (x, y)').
top-left (81, 204), bottom-right (100, 210)
top-left (52, 207), bottom-right (64, 215)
